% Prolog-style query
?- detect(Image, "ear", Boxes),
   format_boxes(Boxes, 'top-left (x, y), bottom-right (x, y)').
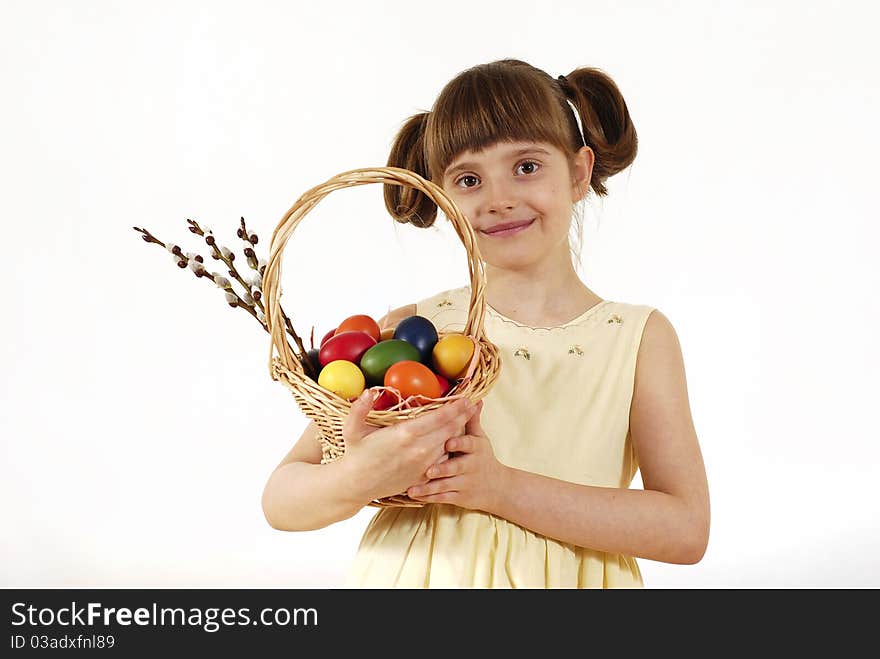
top-left (570, 146), bottom-right (594, 203)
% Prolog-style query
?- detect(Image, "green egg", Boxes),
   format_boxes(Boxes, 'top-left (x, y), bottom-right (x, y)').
top-left (360, 339), bottom-right (421, 387)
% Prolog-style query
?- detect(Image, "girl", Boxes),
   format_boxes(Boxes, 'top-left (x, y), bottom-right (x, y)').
top-left (261, 59), bottom-right (710, 588)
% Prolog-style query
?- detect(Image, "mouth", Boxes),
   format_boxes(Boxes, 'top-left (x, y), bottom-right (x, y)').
top-left (480, 218), bottom-right (536, 237)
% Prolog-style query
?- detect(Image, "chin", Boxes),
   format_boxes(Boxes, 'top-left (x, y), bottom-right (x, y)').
top-left (485, 251), bottom-right (542, 270)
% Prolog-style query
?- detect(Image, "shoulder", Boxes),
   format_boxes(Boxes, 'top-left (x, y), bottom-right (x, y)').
top-left (631, 307), bottom-right (690, 422)
top-left (411, 285), bottom-right (470, 332)
top-left (378, 303), bottom-right (417, 330)
top-left (639, 308), bottom-right (682, 359)
top-left (599, 298), bottom-right (667, 330)
top-left (598, 300), bottom-right (659, 347)
top-left (415, 285), bottom-right (470, 315)
top-left (417, 285), bottom-right (470, 307)
top-left (378, 285), bottom-right (469, 329)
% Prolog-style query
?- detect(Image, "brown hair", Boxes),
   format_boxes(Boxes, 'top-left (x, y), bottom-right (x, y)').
top-left (384, 59), bottom-right (638, 233)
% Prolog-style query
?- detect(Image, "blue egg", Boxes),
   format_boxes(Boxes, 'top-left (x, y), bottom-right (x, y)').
top-left (393, 315), bottom-right (439, 364)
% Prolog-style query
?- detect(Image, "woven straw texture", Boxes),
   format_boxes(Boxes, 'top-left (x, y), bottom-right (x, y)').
top-left (263, 166), bottom-right (502, 507)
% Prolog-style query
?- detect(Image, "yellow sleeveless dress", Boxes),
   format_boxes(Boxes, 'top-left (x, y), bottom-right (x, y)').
top-left (345, 285), bottom-right (656, 588)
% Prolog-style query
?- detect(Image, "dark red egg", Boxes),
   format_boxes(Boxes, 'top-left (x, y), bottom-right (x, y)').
top-left (435, 373), bottom-right (451, 397)
top-left (369, 388), bottom-right (400, 411)
top-left (320, 327), bottom-right (337, 348)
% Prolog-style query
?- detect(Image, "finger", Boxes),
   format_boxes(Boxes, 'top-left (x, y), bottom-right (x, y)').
top-left (407, 476), bottom-right (459, 498)
top-left (430, 452), bottom-right (450, 467)
top-left (413, 452), bottom-right (450, 484)
top-left (409, 491), bottom-right (457, 504)
top-left (445, 435), bottom-right (475, 454)
top-left (425, 455), bottom-right (463, 480)
top-left (410, 474), bottom-right (432, 487)
top-left (464, 399), bottom-right (485, 437)
top-left (400, 398), bottom-right (473, 438)
top-left (342, 390), bottom-right (379, 442)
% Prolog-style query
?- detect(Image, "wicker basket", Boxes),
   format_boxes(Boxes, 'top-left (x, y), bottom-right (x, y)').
top-left (262, 166), bottom-right (502, 507)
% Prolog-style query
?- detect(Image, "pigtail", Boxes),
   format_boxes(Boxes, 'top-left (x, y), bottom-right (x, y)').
top-left (384, 112), bottom-right (438, 228)
top-left (560, 68), bottom-right (638, 197)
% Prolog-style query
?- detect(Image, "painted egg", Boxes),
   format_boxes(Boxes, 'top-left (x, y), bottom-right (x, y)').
top-left (432, 333), bottom-right (476, 380)
top-left (393, 315), bottom-right (439, 364)
top-left (384, 360), bottom-right (443, 404)
top-left (336, 314), bottom-right (381, 342)
top-left (359, 339), bottom-right (421, 387)
top-left (317, 359), bottom-right (365, 401)
top-left (319, 330), bottom-right (377, 367)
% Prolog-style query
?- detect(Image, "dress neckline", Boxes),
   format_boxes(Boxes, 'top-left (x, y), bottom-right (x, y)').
top-left (484, 297), bottom-right (613, 331)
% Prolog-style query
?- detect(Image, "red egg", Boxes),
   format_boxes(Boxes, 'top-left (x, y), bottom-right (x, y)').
top-left (319, 330), bottom-right (377, 367)
top-left (320, 327), bottom-right (337, 347)
top-left (435, 373), bottom-right (451, 397)
top-left (369, 388), bottom-right (400, 411)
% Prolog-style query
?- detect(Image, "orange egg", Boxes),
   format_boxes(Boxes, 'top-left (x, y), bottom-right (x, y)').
top-left (384, 360), bottom-right (442, 405)
top-left (336, 314), bottom-right (381, 342)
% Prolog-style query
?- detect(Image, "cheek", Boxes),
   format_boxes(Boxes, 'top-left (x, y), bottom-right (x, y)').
top-left (457, 205), bottom-right (481, 233)
top-left (443, 191), bottom-right (475, 224)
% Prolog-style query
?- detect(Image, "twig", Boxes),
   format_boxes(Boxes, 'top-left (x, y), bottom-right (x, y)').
top-left (186, 218), bottom-right (266, 315)
top-left (132, 222), bottom-right (318, 380)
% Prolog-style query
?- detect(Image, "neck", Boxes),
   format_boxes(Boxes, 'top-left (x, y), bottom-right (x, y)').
top-left (482, 258), bottom-right (600, 326)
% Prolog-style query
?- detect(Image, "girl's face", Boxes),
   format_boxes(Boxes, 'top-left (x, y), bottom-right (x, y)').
top-left (439, 140), bottom-right (592, 271)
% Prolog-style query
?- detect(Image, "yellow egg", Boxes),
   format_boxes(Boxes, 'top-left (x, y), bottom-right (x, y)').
top-left (317, 359), bottom-right (365, 400)
top-left (431, 334), bottom-right (476, 380)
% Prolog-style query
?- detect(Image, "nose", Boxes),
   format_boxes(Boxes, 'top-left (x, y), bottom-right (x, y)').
top-left (483, 178), bottom-right (517, 215)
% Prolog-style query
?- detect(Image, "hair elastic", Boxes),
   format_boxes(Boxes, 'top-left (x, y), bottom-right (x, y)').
top-left (558, 75), bottom-right (587, 148)
top-left (565, 98), bottom-right (587, 148)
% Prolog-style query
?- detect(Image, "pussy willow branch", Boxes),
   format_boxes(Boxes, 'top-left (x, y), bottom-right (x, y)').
top-left (186, 218), bottom-right (266, 316)
top-left (235, 215), bottom-right (263, 280)
top-left (133, 222), bottom-right (317, 380)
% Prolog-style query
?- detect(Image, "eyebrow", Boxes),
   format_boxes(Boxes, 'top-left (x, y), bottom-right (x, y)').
top-left (444, 147), bottom-right (552, 179)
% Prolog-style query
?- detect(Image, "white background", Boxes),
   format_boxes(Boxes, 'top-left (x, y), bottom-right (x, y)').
top-left (2, 0), bottom-right (878, 588)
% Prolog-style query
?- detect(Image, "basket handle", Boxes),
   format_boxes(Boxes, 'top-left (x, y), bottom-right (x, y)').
top-left (262, 166), bottom-right (489, 379)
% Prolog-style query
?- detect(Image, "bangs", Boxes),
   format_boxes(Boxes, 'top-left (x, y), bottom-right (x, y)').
top-left (424, 65), bottom-right (574, 182)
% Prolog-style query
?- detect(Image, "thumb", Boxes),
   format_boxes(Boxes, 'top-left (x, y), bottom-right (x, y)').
top-left (464, 399), bottom-right (486, 438)
top-left (342, 390), bottom-right (379, 443)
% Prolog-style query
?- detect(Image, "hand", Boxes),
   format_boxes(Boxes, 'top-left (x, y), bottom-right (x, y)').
top-left (340, 391), bottom-right (476, 502)
top-left (406, 399), bottom-right (507, 512)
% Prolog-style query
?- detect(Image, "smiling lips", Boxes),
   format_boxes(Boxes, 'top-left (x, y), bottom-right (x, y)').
top-left (482, 218), bottom-right (535, 237)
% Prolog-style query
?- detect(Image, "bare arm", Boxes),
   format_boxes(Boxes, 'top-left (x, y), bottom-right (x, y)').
top-left (261, 304), bottom-right (419, 531)
top-left (261, 421), bottom-right (369, 531)
top-left (489, 310), bottom-right (710, 564)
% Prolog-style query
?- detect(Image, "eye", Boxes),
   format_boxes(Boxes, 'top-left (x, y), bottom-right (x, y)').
top-left (517, 160), bottom-right (540, 175)
top-left (455, 174), bottom-right (480, 189)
